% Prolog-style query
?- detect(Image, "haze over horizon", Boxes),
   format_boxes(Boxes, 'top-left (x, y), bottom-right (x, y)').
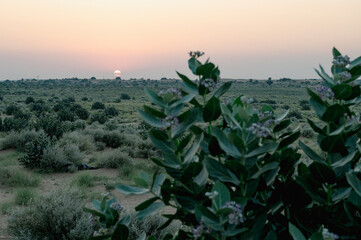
top-left (1, 0), bottom-right (361, 80)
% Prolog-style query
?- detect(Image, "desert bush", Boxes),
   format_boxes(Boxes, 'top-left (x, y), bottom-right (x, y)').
top-left (90, 149), bottom-right (132, 169)
top-left (39, 145), bottom-right (69, 172)
top-left (301, 128), bottom-right (315, 138)
top-left (14, 188), bottom-right (36, 205)
top-left (58, 131), bottom-right (95, 152)
top-left (36, 113), bottom-right (68, 138)
top-left (8, 188), bottom-right (93, 240)
top-left (91, 101), bottom-right (105, 110)
top-left (120, 93), bottom-right (131, 100)
top-left (57, 108), bottom-right (76, 121)
top-left (299, 100), bottom-right (311, 110)
top-left (104, 119), bottom-right (119, 131)
top-left (0, 168), bottom-right (40, 187)
top-left (90, 111), bottom-right (108, 124)
top-left (71, 173), bottom-right (96, 188)
top-left (105, 106), bottom-right (119, 117)
top-left (25, 96), bottom-right (34, 104)
top-left (127, 212), bottom-right (180, 240)
top-left (62, 144), bottom-right (84, 166)
top-left (2, 117), bottom-right (29, 132)
top-left (71, 104), bottom-right (89, 120)
top-left (5, 105), bottom-right (21, 115)
top-left (0, 130), bottom-right (44, 150)
top-left (19, 132), bottom-right (49, 169)
top-left (289, 110), bottom-right (303, 119)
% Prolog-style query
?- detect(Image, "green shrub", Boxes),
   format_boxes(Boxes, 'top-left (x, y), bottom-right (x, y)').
top-left (8, 188), bottom-right (93, 240)
top-left (71, 173), bottom-right (95, 188)
top-left (25, 96), bottom-right (34, 104)
top-left (90, 149), bottom-right (132, 169)
top-left (2, 117), bottom-right (29, 132)
top-left (0, 130), bottom-right (44, 150)
top-left (19, 132), bottom-right (49, 169)
top-left (58, 131), bottom-right (95, 152)
top-left (111, 49), bottom-right (361, 239)
top-left (14, 188), bottom-right (36, 205)
top-left (301, 128), bottom-right (315, 138)
top-left (91, 101), bottom-right (105, 110)
top-left (90, 111), bottom-right (108, 124)
top-left (120, 93), bottom-right (131, 100)
top-left (127, 212), bottom-right (180, 240)
top-left (105, 106), bottom-right (119, 117)
top-left (0, 168), bottom-right (40, 187)
top-left (289, 110), bottom-right (303, 119)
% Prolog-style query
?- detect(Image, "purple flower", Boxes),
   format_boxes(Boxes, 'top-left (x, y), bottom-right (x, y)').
top-left (189, 51), bottom-right (205, 58)
top-left (322, 228), bottom-right (339, 240)
top-left (110, 202), bottom-right (123, 211)
top-left (221, 201), bottom-right (244, 225)
top-left (158, 88), bottom-right (182, 99)
top-left (161, 115), bottom-right (179, 129)
top-left (200, 78), bottom-right (217, 91)
top-left (338, 71), bottom-right (352, 81)
top-left (314, 85), bottom-right (334, 100)
top-left (332, 55), bottom-right (350, 67)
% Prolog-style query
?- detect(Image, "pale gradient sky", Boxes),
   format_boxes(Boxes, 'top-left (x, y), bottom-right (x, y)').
top-left (1, 0), bottom-right (361, 80)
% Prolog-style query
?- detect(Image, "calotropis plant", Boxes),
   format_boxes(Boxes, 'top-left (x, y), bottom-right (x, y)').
top-left (117, 52), bottom-right (307, 239)
top-left (87, 49), bottom-right (361, 240)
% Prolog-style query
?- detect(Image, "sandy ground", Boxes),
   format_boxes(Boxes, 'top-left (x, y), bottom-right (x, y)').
top-left (0, 167), bottom-right (152, 239)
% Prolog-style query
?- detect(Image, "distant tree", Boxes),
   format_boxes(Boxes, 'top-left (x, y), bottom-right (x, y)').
top-left (266, 77), bottom-right (273, 86)
top-left (25, 96), bottom-right (34, 104)
top-left (90, 77), bottom-right (96, 80)
top-left (161, 77), bottom-right (167, 80)
top-left (91, 102), bottom-right (105, 110)
top-left (120, 93), bottom-right (131, 100)
top-left (115, 77), bottom-right (121, 80)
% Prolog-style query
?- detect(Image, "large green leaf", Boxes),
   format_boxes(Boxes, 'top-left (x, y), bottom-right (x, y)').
top-left (144, 88), bottom-right (165, 107)
top-left (251, 162), bottom-right (279, 179)
top-left (211, 127), bottom-right (242, 158)
top-left (289, 222), bottom-right (306, 240)
top-left (151, 173), bottom-right (166, 196)
top-left (205, 157), bottom-right (240, 185)
top-left (111, 223), bottom-right (129, 240)
top-left (171, 108), bottom-right (200, 138)
top-left (332, 151), bottom-right (357, 168)
top-left (212, 181), bottom-right (231, 210)
top-left (183, 133), bottom-right (203, 164)
top-left (307, 119), bottom-right (324, 134)
top-left (246, 142), bottom-right (278, 158)
top-left (346, 171), bottom-right (361, 197)
top-left (309, 162), bottom-right (336, 184)
top-left (203, 97), bottom-right (221, 122)
top-left (350, 56), bottom-right (361, 68)
top-left (188, 57), bottom-right (202, 75)
top-left (196, 62), bottom-right (215, 75)
top-left (278, 131), bottom-right (300, 149)
top-left (273, 119), bottom-right (291, 133)
top-left (138, 110), bottom-right (164, 128)
top-left (299, 141), bottom-right (324, 163)
top-left (332, 84), bottom-right (352, 100)
top-left (322, 104), bottom-right (346, 122)
top-left (169, 94), bottom-right (194, 108)
top-left (149, 129), bottom-right (174, 154)
top-left (136, 202), bottom-right (165, 220)
top-left (135, 197), bottom-right (159, 211)
top-left (177, 71), bottom-right (198, 95)
top-left (116, 185), bottom-right (149, 195)
top-left (213, 82), bottom-right (232, 98)
top-left (143, 105), bottom-right (166, 119)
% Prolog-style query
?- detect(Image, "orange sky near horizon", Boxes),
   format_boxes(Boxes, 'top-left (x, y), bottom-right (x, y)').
top-left (1, 0), bottom-right (361, 79)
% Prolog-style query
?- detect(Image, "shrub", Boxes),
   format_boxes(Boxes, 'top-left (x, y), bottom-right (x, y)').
top-left (2, 117), bottom-right (29, 132)
top-left (14, 188), bottom-right (36, 205)
top-left (127, 212), bottom-right (180, 240)
top-left (57, 109), bottom-right (76, 121)
top-left (8, 188), bottom-right (93, 240)
top-left (39, 145), bottom-right (69, 172)
top-left (19, 132), bottom-right (49, 169)
top-left (91, 101), bottom-right (105, 110)
top-left (58, 131), bottom-right (95, 152)
top-left (62, 144), bottom-right (84, 166)
top-left (105, 106), bottom-right (119, 117)
top-left (0, 130), bottom-right (43, 150)
top-left (25, 96), bottom-right (34, 104)
top-left (301, 128), bottom-right (315, 138)
top-left (289, 110), bottom-right (303, 119)
top-left (0, 168), bottom-right (40, 187)
top-left (90, 111), bottom-right (108, 124)
top-left (90, 149), bottom-right (132, 168)
top-left (5, 105), bottom-right (21, 115)
top-left (71, 173), bottom-right (95, 188)
top-left (36, 113), bottom-right (68, 138)
top-left (299, 99), bottom-right (311, 110)
top-left (120, 93), bottom-right (131, 100)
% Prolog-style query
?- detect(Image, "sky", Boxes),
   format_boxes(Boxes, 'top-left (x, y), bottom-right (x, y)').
top-left (1, 0), bottom-right (361, 80)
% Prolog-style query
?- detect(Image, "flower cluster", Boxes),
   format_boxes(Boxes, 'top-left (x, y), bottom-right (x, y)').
top-left (158, 88), bottom-right (182, 99)
top-left (248, 111), bottom-right (276, 138)
top-left (338, 71), bottom-right (352, 81)
top-left (192, 221), bottom-right (212, 239)
top-left (189, 51), bottom-right (205, 58)
top-left (332, 55), bottom-right (351, 67)
top-left (89, 215), bottom-right (97, 227)
top-left (314, 85), bottom-right (335, 100)
top-left (240, 96), bottom-right (254, 104)
top-left (101, 192), bottom-right (110, 197)
top-left (322, 228), bottom-right (339, 240)
top-left (110, 202), bottom-right (123, 211)
top-left (162, 115), bottom-right (179, 129)
top-left (205, 190), bottom-right (218, 199)
top-left (200, 78), bottom-right (217, 91)
top-left (221, 201), bottom-right (244, 225)
top-left (93, 228), bottom-right (112, 237)
top-left (345, 113), bottom-right (361, 124)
